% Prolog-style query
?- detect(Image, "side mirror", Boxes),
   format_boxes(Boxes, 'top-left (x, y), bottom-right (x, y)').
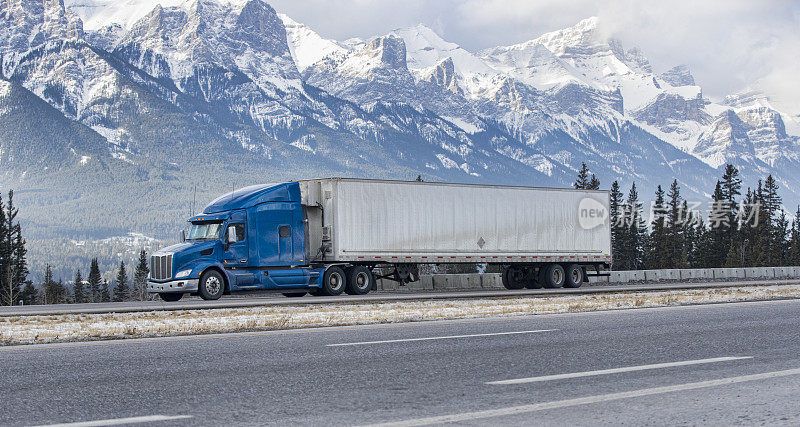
top-left (179, 230), bottom-right (186, 242)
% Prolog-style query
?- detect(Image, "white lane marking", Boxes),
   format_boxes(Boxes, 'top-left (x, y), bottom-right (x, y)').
top-left (34, 415), bottom-right (193, 426)
top-left (487, 356), bottom-right (753, 385)
top-left (363, 367), bottom-right (800, 427)
top-left (327, 329), bottom-right (557, 347)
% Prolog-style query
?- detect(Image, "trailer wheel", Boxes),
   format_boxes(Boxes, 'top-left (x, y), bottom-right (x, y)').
top-left (345, 266), bottom-right (373, 295)
top-left (563, 264), bottom-right (584, 288)
top-left (524, 268), bottom-right (542, 289)
top-left (282, 292), bottom-right (307, 298)
top-left (321, 266), bottom-right (347, 296)
top-left (159, 293), bottom-right (183, 302)
top-left (502, 266), bottom-right (526, 289)
top-left (540, 264), bottom-right (565, 288)
top-left (198, 270), bottom-right (225, 300)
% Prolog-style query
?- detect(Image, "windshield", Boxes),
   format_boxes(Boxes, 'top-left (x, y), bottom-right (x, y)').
top-left (187, 222), bottom-right (223, 240)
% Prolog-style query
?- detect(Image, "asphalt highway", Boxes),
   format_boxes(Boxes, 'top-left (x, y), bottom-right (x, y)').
top-left (2, 298), bottom-right (800, 425)
top-left (2, 278), bottom-right (799, 316)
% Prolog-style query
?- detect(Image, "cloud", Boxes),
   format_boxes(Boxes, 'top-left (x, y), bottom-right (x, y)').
top-left (269, 0), bottom-right (798, 111)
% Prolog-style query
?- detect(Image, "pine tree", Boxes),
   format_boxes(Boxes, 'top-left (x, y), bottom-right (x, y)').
top-left (721, 164), bottom-right (742, 232)
top-left (41, 265), bottom-right (65, 304)
top-left (0, 192), bottom-right (8, 305)
top-left (19, 281), bottom-right (37, 305)
top-left (609, 181), bottom-right (624, 265)
top-left (774, 210), bottom-right (790, 266)
top-left (100, 279), bottom-right (111, 302)
top-left (574, 163), bottom-right (590, 189)
top-left (757, 175), bottom-right (782, 266)
top-left (133, 250), bottom-right (150, 301)
top-left (707, 181), bottom-right (729, 268)
top-left (11, 222), bottom-right (27, 304)
top-left (415, 175), bottom-right (423, 182)
top-left (588, 175), bottom-right (600, 190)
top-left (647, 185), bottom-right (669, 269)
top-left (617, 183), bottom-right (646, 270)
top-left (681, 200), bottom-right (695, 268)
top-left (665, 180), bottom-right (686, 268)
top-left (0, 190), bottom-right (25, 306)
top-left (88, 258), bottom-right (102, 303)
top-left (693, 217), bottom-right (710, 268)
top-left (73, 269), bottom-right (85, 304)
top-left (789, 206), bottom-right (800, 266)
top-left (113, 261), bottom-right (129, 302)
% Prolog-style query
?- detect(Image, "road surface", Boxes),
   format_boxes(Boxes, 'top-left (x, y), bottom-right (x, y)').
top-left (2, 278), bottom-right (799, 316)
top-left (2, 298), bottom-right (800, 425)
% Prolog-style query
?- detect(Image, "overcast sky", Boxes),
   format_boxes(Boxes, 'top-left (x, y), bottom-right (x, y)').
top-left (269, 0), bottom-right (800, 112)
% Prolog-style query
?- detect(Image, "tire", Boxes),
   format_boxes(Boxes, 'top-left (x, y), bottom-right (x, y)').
top-left (320, 266), bottom-right (347, 296)
top-left (282, 292), bottom-right (307, 298)
top-left (540, 264), bottom-right (565, 288)
top-left (502, 266), bottom-right (526, 290)
top-left (564, 264), bottom-right (584, 288)
top-left (524, 268), bottom-right (543, 289)
top-left (198, 270), bottom-right (225, 300)
top-left (159, 293), bottom-right (183, 302)
top-left (345, 266), bottom-right (374, 295)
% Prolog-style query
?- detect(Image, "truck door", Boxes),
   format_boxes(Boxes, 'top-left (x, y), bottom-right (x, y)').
top-left (224, 221), bottom-right (248, 267)
top-left (254, 202), bottom-right (303, 266)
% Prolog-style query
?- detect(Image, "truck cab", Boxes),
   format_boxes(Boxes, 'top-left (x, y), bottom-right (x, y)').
top-left (147, 182), bottom-right (341, 301)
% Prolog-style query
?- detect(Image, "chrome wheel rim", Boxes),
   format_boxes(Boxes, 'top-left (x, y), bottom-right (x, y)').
top-left (571, 269), bottom-right (580, 283)
top-left (205, 276), bottom-right (221, 295)
top-left (329, 272), bottom-right (342, 291)
top-left (356, 272), bottom-right (369, 290)
top-left (553, 269), bottom-right (563, 285)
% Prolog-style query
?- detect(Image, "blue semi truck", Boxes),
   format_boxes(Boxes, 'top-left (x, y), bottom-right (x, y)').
top-left (147, 178), bottom-right (612, 301)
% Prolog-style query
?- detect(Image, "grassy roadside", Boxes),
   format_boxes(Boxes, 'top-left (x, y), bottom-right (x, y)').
top-left (2, 284), bottom-right (800, 346)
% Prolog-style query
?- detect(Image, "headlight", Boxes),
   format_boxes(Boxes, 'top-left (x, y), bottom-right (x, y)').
top-left (175, 269), bottom-right (193, 278)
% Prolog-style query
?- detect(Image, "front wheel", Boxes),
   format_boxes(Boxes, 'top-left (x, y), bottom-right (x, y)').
top-left (198, 270), bottom-right (225, 300)
top-left (159, 293), bottom-right (183, 302)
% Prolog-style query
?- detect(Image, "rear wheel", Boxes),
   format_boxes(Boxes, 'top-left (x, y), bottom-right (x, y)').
top-left (540, 264), bottom-right (565, 289)
top-left (564, 264), bottom-right (584, 288)
top-left (524, 268), bottom-right (542, 289)
top-left (320, 266), bottom-right (347, 296)
top-left (282, 292), bottom-right (307, 298)
top-left (198, 270), bottom-right (225, 300)
top-left (502, 266), bottom-right (526, 290)
top-left (345, 266), bottom-right (374, 295)
top-left (159, 293), bottom-right (183, 302)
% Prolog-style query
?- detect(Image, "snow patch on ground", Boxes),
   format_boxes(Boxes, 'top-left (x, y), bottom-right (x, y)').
top-left (442, 116), bottom-right (480, 134)
top-left (2, 285), bottom-right (799, 346)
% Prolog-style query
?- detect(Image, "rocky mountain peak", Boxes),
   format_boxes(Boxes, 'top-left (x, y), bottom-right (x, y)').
top-left (363, 35), bottom-right (407, 70)
top-left (529, 16), bottom-right (607, 57)
top-left (421, 56), bottom-right (462, 95)
top-left (660, 65), bottom-right (695, 87)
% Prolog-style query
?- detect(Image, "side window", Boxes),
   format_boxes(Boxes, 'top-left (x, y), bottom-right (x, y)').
top-left (227, 223), bottom-right (246, 243)
top-left (279, 225), bottom-right (291, 238)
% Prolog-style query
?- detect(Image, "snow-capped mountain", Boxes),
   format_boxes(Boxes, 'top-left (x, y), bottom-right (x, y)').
top-left (1, 0), bottom-right (799, 248)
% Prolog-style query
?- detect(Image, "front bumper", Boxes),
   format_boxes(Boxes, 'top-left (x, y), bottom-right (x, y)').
top-left (147, 278), bottom-right (199, 293)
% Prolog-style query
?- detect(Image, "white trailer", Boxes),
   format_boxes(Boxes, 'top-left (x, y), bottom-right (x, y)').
top-left (299, 178), bottom-right (611, 289)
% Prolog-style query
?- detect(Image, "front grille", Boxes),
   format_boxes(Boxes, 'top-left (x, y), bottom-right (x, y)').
top-left (150, 254), bottom-right (173, 280)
